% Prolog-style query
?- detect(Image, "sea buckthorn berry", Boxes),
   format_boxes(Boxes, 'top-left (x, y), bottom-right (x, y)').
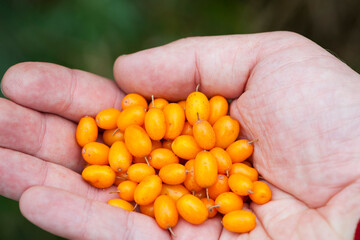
top-left (133, 140), bottom-right (162, 164)
top-left (134, 175), bottom-right (162, 205)
top-left (193, 119), bottom-right (216, 150)
top-left (249, 181), bottom-right (272, 205)
top-left (176, 194), bottom-right (208, 225)
top-left (108, 141), bottom-right (132, 173)
top-left (162, 139), bottom-right (173, 150)
top-left (214, 192), bottom-right (243, 214)
top-left (184, 159), bottom-right (202, 193)
top-left (76, 116), bottom-right (98, 147)
top-left (210, 147), bottom-right (232, 176)
top-left (107, 199), bottom-right (134, 211)
top-left (208, 95), bottom-right (229, 125)
top-left (185, 90), bottom-right (210, 125)
top-left (222, 210), bottom-right (256, 233)
top-left (124, 125), bottom-right (152, 157)
top-left (148, 148), bottom-right (179, 169)
top-left (103, 128), bottom-right (124, 146)
top-left (171, 135), bottom-right (202, 160)
top-left (193, 189), bottom-right (206, 199)
top-left (95, 108), bottom-right (121, 130)
top-left (201, 198), bottom-right (218, 218)
top-left (181, 122), bottom-right (193, 136)
top-left (160, 184), bottom-right (190, 201)
top-left (149, 98), bottom-right (169, 110)
top-left (154, 195), bottom-right (178, 231)
top-left (230, 163), bottom-right (258, 181)
top-left (163, 103), bottom-right (185, 139)
top-left (140, 203), bottom-right (155, 218)
top-left (82, 142), bottom-right (109, 165)
top-left (117, 105), bottom-right (146, 132)
top-left (228, 174), bottom-right (254, 196)
top-left (82, 165), bottom-right (115, 189)
top-left (226, 139), bottom-right (255, 163)
top-left (144, 107), bottom-right (166, 140)
top-left (114, 171), bottom-right (129, 186)
top-left (194, 151), bottom-right (218, 189)
top-left (159, 163), bottom-right (187, 185)
top-left (121, 93), bottom-right (148, 110)
top-left (208, 174), bottom-right (230, 200)
top-left (115, 180), bottom-right (138, 202)
top-left (213, 116), bottom-right (240, 149)
top-left (177, 100), bottom-right (186, 111)
top-left (127, 163), bottom-right (155, 183)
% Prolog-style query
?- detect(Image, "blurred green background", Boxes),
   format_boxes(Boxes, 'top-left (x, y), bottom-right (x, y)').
top-left (0, 0), bottom-right (359, 238)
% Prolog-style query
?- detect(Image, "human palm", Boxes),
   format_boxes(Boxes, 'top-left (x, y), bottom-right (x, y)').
top-left (1, 32), bottom-right (359, 240)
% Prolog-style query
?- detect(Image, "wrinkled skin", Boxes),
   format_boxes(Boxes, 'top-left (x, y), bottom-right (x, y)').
top-left (1, 32), bottom-right (359, 240)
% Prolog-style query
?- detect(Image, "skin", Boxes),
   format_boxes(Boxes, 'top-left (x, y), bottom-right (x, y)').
top-left (0, 31), bottom-right (359, 239)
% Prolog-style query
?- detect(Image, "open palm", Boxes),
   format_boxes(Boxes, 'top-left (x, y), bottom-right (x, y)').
top-left (1, 32), bottom-right (359, 240)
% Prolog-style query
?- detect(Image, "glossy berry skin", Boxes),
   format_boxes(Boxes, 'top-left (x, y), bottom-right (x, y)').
top-left (226, 139), bottom-right (254, 163)
top-left (117, 105), bottom-right (146, 132)
top-left (144, 107), bottom-right (166, 140)
top-left (95, 108), bottom-right (121, 130)
top-left (76, 116), bottom-right (98, 147)
top-left (163, 103), bottom-right (185, 140)
top-left (222, 210), bottom-right (256, 233)
top-left (140, 203), bottom-right (155, 218)
top-left (81, 142), bottom-right (109, 165)
top-left (230, 163), bottom-right (258, 181)
top-left (208, 174), bottom-right (230, 200)
top-left (116, 180), bottom-right (138, 202)
top-left (159, 163), bottom-right (187, 185)
top-left (171, 135), bottom-right (202, 160)
top-left (82, 165), bottom-right (115, 189)
top-left (108, 141), bottom-right (132, 173)
top-left (193, 119), bottom-right (216, 150)
top-left (185, 91), bottom-right (210, 125)
top-left (102, 128), bottom-right (124, 146)
top-left (127, 163), bottom-right (155, 183)
top-left (184, 159), bottom-right (202, 193)
top-left (201, 198), bottom-right (218, 218)
top-left (210, 147), bottom-right (232, 175)
top-left (154, 195), bottom-right (178, 230)
top-left (249, 181), bottom-right (272, 204)
top-left (208, 95), bottom-right (229, 125)
top-left (134, 175), bottom-right (162, 205)
top-left (228, 173), bottom-right (254, 196)
top-left (215, 192), bottom-right (243, 214)
top-left (213, 116), bottom-right (240, 149)
top-left (160, 184), bottom-right (190, 201)
top-left (148, 98), bottom-right (168, 110)
top-left (176, 194), bottom-right (208, 225)
top-left (121, 93), bottom-right (148, 110)
top-left (148, 148), bottom-right (179, 169)
top-left (107, 199), bottom-right (134, 211)
top-left (194, 151), bottom-right (218, 188)
top-left (124, 125), bottom-right (152, 158)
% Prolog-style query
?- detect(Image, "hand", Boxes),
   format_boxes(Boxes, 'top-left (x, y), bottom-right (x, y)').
top-left (1, 31), bottom-right (359, 239)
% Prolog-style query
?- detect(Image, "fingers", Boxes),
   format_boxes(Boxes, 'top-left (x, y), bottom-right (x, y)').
top-left (0, 98), bottom-right (83, 171)
top-left (113, 32), bottom-right (321, 101)
top-left (172, 217), bottom-right (222, 240)
top-left (1, 62), bottom-right (124, 122)
top-left (20, 186), bottom-right (169, 240)
top-left (0, 147), bottom-right (115, 201)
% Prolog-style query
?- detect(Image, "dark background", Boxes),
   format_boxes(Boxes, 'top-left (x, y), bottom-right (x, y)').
top-left (0, 0), bottom-right (359, 239)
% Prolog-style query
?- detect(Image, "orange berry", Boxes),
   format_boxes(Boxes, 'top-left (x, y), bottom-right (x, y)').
top-left (213, 116), bottom-right (240, 149)
top-left (184, 159), bottom-right (202, 193)
top-left (159, 163), bottom-right (187, 185)
top-left (226, 139), bottom-right (255, 163)
top-left (127, 163), bottom-right (155, 183)
top-left (176, 194), bottom-right (208, 225)
top-left (194, 151), bottom-right (218, 188)
top-left (193, 189), bottom-right (207, 199)
top-left (208, 174), bottom-right (230, 200)
top-left (144, 107), bottom-right (166, 140)
top-left (163, 103), bottom-right (185, 139)
top-left (210, 147), bottom-right (232, 175)
top-left (148, 148), bottom-right (179, 169)
top-left (208, 95), bottom-right (229, 125)
top-left (149, 98), bottom-right (168, 110)
top-left (181, 122), bottom-right (193, 136)
top-left (230, 163), bottom-right (258, 181)
top-left (108, 141), bottom-right (132, 173)
top-left (171, 135), bottom-right (202, 160)
top-left (82, 165), bottom-right (115, 189)
top-left (95, 108), bottom-right (121, 129)
top-left (76, 116), bottom-right (98, 147)
top-left (133, 140), bottom-right (162, 164)
top-left (228, 174), bottom-right (253, 196)
top-left (107, 199), bottom-right (134, 211)
top-left (115, 180), bottom-right (138, 202)
top-left (160, 184), bottom-right (190, 201)
top-left (222, 210), bottom-right (256, 233)
top-left (134, 175), bottom-right (162, 205)
top-left (81, 142), bottom-right (109, 165)
top-left (102, 128), bottom-right (124, 146)
top-left (114, 171), bottom-right (129, 186)
top-left (154, 195), bottom-right (178, 230)
top-left (249, 181), bottom-right (272, 204)
top-left (185, 90), bottom-right (210, 125)
top-left (121, 93), bottom-right (148, 110)
top-left (162, 139), bottom-right (173, 150)
top-left (140, 203), bottom-right (155, 218)
top-left (124, 125), bottom-right (152, 157)
top-left (177, 100), bottom-right (186, 111)
top-left (117, 105), bottom-right (146, 132)
top-left (193, 119), bottom-right (216, 150)
top-left (214, 192), bottom-right (243, 214)
top-left (201, 198), bottom-right (217, 218)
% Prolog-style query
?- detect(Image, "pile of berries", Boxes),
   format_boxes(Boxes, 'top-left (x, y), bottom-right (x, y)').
top-left (76, 87), bottom-right (271, 235)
